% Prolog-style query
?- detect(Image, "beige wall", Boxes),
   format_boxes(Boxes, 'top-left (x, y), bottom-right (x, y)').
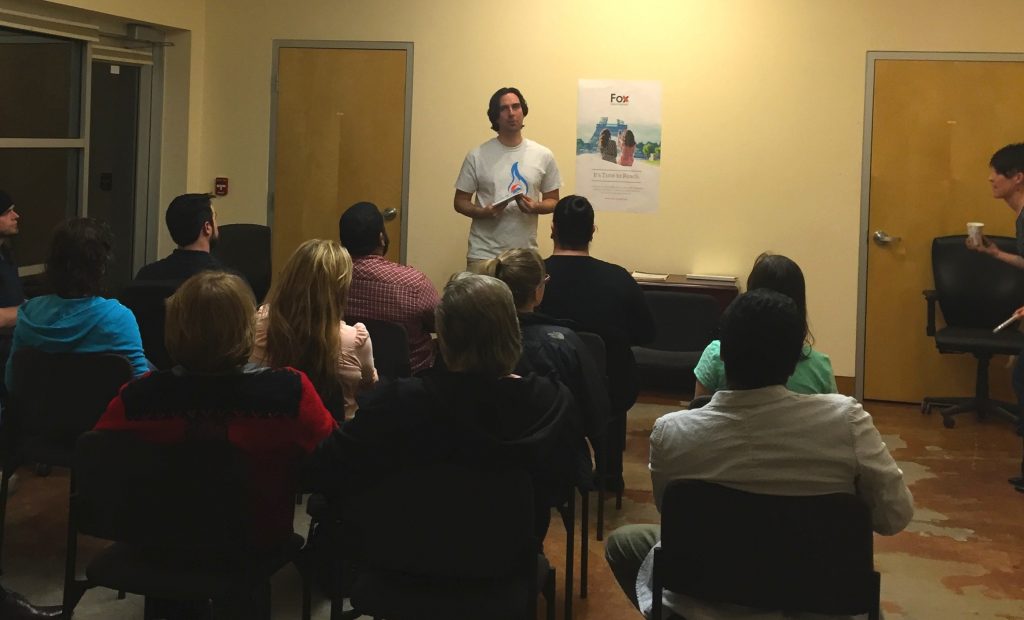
top-left (37, 0), bottom-right (1024, 376)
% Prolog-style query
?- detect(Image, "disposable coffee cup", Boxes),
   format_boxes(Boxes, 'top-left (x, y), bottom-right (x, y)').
top-left (967, 222), bottom-right (984, 247)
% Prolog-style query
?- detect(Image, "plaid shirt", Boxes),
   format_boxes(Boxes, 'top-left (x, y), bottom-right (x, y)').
top-left (347, 255), bottom-right (439, 372)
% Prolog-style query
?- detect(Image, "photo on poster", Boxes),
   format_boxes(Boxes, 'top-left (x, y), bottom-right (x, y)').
top-left (576, 79), bottom-right (662, 213)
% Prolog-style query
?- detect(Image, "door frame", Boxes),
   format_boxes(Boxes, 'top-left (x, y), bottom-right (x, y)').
top-left (854, 51), bottom-right (1024, 401)
top-left (268, 40), bottom-right (414, 264)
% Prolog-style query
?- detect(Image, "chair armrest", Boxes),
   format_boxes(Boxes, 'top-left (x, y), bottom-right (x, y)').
top-left (923, 289), bottom-right (938, 337)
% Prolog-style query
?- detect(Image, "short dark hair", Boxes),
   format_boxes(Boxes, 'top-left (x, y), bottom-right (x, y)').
top-left (166, 193), bottom-right (213, 247)
top-left (720, 289), bottom-right (806, 390)
top-left (487, 87), bottom-right (528, 132)
top-left (338, 202), bottom-right (384, 258)
top-left (552, 195), bottom-right (595, 250)
top-left (46, 217), bottom-right (113, 298)
top-left (990, 143), bottom-right (1024, 178)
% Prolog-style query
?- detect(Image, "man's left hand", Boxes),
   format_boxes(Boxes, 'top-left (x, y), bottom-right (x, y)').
top-left (516, 195), bottom-right (539, 214)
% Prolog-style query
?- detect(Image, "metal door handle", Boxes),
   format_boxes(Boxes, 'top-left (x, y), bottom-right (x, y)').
top-left (873, 230), bottom-right (901, 246)
top-left (382, 208), bottom-right (398, 221)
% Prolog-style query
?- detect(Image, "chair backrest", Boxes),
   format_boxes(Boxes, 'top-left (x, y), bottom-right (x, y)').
top-left (642, 291), bottom-right (719, 352)
top-left (8, 350), bottom-right (134, 449)
top-left (212, 223), bottom-right (272, 304)
top-left (576, 331), bottom-right (607, 378)
top-left (658, 480), bottom-right (877, 615)
top-left (118, 279), bottom-right (182, 370)
top-left (933, 235), bottom-right (1024, 328)
top-left (73, 430), bottom-right (248, 551)
top-left (351, 317), bottom-right (411, 380)
top-left (348, 464), bottom-right (536, 580)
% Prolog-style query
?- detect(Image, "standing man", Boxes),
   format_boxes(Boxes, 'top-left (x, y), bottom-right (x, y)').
top-left (969, 142), bottom-right (1024, 491)
top-left (0, 191), bottom-right (23, 380)
top-left (453, 86), bottom-right (561, 270)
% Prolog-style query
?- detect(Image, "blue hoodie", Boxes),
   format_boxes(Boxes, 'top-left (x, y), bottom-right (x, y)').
top-left (5, 295), bottom-right (149, 390)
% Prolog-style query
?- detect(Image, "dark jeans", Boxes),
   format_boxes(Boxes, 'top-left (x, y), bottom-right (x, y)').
top-left (1013, 355), bottom-right (1024, 479)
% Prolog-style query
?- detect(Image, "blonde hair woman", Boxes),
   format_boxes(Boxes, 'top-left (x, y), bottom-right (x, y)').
top-left (252, 239), bottom-right (377, 418)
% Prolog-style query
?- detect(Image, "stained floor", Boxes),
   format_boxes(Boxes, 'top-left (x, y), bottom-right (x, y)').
top-left (1, 398), bottom-right (1022, 619)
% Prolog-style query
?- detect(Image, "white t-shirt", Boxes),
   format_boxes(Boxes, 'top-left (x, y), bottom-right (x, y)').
top-left (455, 137), bottom-right (561, 260)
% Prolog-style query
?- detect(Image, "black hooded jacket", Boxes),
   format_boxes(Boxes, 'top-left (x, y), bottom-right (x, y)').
top-left (304, 368), bottom-right (580, 535)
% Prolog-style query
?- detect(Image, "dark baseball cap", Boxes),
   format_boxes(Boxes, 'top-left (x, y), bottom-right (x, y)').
top-left (0, 191), bottom-right (14, 214)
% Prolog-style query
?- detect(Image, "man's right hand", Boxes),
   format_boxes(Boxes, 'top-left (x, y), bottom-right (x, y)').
top-left (453, 190), bottom-right (508, 220)
top-left (968, 235), bottom-right (1000, 257)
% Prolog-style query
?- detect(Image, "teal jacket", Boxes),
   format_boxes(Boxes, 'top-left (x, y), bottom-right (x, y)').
top-left (5, 295), bottom-right (149, 390)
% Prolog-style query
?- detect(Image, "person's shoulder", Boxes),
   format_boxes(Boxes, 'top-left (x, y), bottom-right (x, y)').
top-left (468, 137), bottom-right (500, 157)
top-left (524, 138), bottom-right (555, 156)
top-left (700, 339), bottom-right (722, 358)
top-left (134, 257), bottom-right (167, 279)
top-left (588, 256), bottom-right (633, 280)
top-left (791, 391), bottom-right (862, 416)
top-left (93, 296), bottom-right (136, 320)
top-left (805, 347), bottom-right (833, 365)
top-left (651, 408), bottom-right (698, 440)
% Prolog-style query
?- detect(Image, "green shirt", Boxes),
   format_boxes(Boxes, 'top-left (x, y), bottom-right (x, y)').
top-left (693, 339), bottom-right (837, 395)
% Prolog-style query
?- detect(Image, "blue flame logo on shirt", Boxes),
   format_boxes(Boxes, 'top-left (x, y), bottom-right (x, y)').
top-left (508, 162), bottom-right (529, 195)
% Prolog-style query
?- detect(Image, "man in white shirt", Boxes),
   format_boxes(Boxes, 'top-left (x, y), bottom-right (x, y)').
top-left (605, 289), bottom-right (914, 620)
top-left (453, 86), bottom-right (561, 269)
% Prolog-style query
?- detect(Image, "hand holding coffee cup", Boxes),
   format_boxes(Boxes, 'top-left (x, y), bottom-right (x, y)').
top-left (967, 222), bottom-right (985, 248)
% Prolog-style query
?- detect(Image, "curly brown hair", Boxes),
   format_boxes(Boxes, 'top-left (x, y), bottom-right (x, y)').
top-left (46, 217), bottom-right (113, 298)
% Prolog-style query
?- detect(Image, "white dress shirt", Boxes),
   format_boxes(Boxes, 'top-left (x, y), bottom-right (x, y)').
top-left (638, 385), bottom-right (914, 620)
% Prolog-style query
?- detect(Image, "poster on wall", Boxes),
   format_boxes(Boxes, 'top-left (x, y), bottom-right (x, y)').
top-left (575, 79), bottom-right (662, 213)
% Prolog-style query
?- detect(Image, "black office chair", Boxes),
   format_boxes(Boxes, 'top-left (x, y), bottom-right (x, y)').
top-left (653, 480), bottom-right (880, 620)
top-left (345, 464), bottom-right (555, 620)
top-left (0, 350), bottom-right (133, 612)
top-left (922, 235), bottom-right (1024, 428)
top-left (212, 223), bottom-right (272, 304)
top-left (118, 279), bottom-right (182, 370)
top-left (72, 430), bottom-right (309, 620)
top-left (349, 317), bottom-right (412, 381)
top-left (631, 291), bottom-right (719, 393)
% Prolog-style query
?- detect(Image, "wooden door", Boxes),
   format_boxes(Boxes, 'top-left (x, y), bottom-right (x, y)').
top-left (864, 59), bottom-right (1024, 402)
top-left (272, 46), bottom-right (408, 272)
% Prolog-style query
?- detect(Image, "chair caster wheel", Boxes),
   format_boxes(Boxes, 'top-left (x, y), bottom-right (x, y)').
top-left (942, 417), bottom-right (956, 429)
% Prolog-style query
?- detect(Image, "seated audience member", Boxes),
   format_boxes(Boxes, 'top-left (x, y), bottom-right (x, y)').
top-left (605, 290), bottom-right (914, 618)
top-left (95, 271), bottom-right (336, 547)
top-left (477, 248), bottom-right (610, 483)
top-left (134, 193), bottom-right (223, 282)
top-left (5, 217), bottom-right (148, 389)
top-left (0, 191), bottom-right (23, 381)
top-left (251, 239), bottom-right (377, 420)
top-left (538, 194), bottom-right (655, 490)
top-left (306, 273), bottom-right (579, 538)
top-left (694, 252), bottom-right (836, 398)
top-left (338, 202), bottom-right (440, 373)
top-left (539, 195), bottom-right (655, 349)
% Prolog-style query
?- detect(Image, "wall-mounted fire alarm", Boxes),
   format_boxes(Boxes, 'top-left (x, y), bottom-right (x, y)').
top-left (214, 177), bottom-right (229, 196)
